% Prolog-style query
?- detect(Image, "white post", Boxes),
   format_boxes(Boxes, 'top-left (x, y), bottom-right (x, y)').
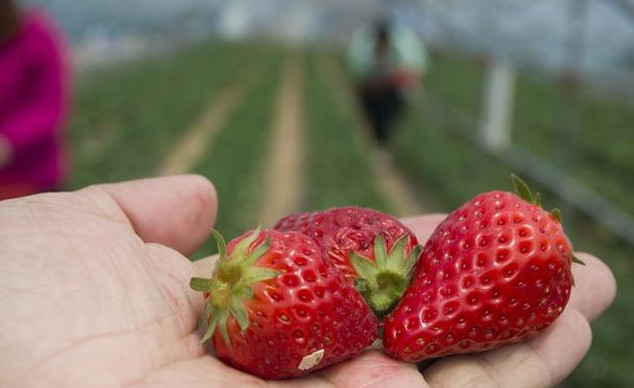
top-left (480, 58), bottom-right (516, 153)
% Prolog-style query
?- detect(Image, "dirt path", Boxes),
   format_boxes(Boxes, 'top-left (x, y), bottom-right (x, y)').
top-left (156, 67), bottom-right (259, 176)
top-left (258, 54), bottom-right (306, 226)
top-left (316, 54), bottom-right (426, 217)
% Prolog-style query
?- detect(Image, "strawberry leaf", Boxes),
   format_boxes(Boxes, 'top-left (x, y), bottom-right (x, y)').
top-left (211, 229), bottom-right (228, 260)
top-left (374, 235), bottom-right (388, 270)
top-left (534, 192), bottom-right (542, 207)
top-left (190, 277), bottom-right (213, 292)
top-left (400, 244), bottom-right (423, 281)
top-left (230, 297), bottom-right (250, 332)
top-left (201, 307), bottom-right (219, 344)
top-left (350, 252), bottom-right (379, 290)
top-left (572, 254), bottom-right (586, 265)
top-left (511, 174), bottom-right (535, 204)
top-left (247, 236), bottom-right (271, 265)
top-left (232, 226), bottom-right (261, 260)
top-left (217, 309), bottom-right (231, 346)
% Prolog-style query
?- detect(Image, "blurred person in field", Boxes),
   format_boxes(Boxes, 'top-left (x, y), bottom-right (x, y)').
top-left (0, 0), bottom-right (70, 200)
top-left (348, 19), bottom-right (427, 146)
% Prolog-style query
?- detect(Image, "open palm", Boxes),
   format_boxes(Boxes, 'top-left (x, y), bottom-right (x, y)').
top-left (0, 176), bottom-right (615, 388)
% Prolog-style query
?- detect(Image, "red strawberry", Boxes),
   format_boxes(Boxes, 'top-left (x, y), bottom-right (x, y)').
top-left (190, 228), bottom-right (378, 379)
top-left (383, 176), bottom-right (578, 362)
top-left (274, 206), bottom-right (422, 318)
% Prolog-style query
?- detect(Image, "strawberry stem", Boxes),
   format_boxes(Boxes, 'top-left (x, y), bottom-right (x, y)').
top-left (189, 228), bottom-right (279, 346)
top-left (350, 235), bottom-right (422, 319)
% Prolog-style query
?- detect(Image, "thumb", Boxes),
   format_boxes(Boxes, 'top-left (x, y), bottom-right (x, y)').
top-left (82, 174), bottom-right (217, 256)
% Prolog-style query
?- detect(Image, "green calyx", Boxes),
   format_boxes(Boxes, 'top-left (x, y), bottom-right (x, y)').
top-left (189, 228), bottom-right (279, 346)
top-left (350, 234), bottom-right (422, 319)
top-left (511, 174), bottom-right (585, 266)
top-left (512, 173), bottom-right (543, 207)
top-left (512, 173), bottom-right (563, 222)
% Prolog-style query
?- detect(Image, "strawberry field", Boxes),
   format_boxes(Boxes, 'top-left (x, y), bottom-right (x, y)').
top-left (68, 41), bottom-right (633, 387)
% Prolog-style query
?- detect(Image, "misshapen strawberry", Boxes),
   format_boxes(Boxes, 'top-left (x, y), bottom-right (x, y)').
top-left (274, 206), bottom-right (422, 318)
top-left (383, 176), bottom-right (578, 362)
top-left (190, 228), bottom-right (378, 379)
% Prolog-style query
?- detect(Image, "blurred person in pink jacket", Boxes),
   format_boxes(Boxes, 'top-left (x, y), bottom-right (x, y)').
top-left (0, 0), bottom-right (70, 200)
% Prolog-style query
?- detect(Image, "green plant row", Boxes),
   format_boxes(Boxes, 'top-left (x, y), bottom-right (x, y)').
top-left (68, 42), bottom-right (256, 189)
top-left (191, 50), bottom-right (283, 259)
top-left (422, 54), bottom-right (634, 217)
top-left (303, 52), bottom-right (391, 213)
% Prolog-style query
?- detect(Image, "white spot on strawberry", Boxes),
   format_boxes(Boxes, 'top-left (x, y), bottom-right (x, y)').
top-left (298, 349), bottom-right (325, 371)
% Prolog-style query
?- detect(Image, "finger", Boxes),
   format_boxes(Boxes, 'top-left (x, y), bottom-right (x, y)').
top-left (84, 175), bottom-right (217, 256)
top-left (424, 307), bottom-right (591, 387)
top-left (127, 355), bottom-right (266, 387)
top-left (297, 350), bottom-right (427, 388)
top-left (401, 214), bottom-right (446, 245)
top-left (568, 252), bottom-right (617, 322)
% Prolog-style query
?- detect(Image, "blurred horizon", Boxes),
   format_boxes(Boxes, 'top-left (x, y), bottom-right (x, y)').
top-left (20, 0), bottom-right (634, 94)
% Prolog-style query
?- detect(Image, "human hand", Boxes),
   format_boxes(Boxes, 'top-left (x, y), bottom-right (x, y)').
top-left (0, 176), bottom-right (616, 387)
top-left (0, 135), bottom-right (13, 169)
top-left (0, 175), bottom-right (218, 387)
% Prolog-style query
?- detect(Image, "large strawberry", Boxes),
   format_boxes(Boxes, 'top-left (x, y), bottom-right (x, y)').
top-left (274, 206), bottom-right (422, 318)
top-left (383, 176), bottom-right (579, 362)
top-left (190, 228), bottom-right (379, 379)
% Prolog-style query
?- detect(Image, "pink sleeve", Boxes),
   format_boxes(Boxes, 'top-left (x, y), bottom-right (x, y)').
top-left (0, 18), bottom-right (67, 151)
